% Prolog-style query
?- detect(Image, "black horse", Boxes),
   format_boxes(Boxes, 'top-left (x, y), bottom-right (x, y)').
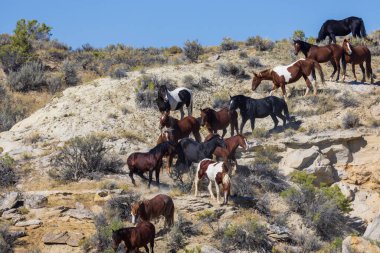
top-left (157, 85), bottom-right (193, 119)
top-left (229, 95), bottom-right (290, 133)
top-left (175, 134), bottom-right (226, 172)
top-left (316, 16), bottom-right (367, 44)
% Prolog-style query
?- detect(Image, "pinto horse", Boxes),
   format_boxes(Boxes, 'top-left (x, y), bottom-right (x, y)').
top-left (229, 95), bottom-right (290, 133)
top-left (252, 59), bottom-right (325, 97)
top-left (131, 194), bottom-right (175, 228)
top-left (200, 107), bottom-right (238, 138)
top-left (342, 39), bottom-right (374, 84)
top-left (111, 221), bottom-right (155, 253)
top-left (157, 85), bottom-right (193, 119)
top-left (293, 40), bottom-right (343, 81)
top-left (175, 134), bottom-right (226, 172)
top-left (205, 133), bottom-right (248, 168)
top-left (316, 16), bottom-right (367, 44)
top-left (194, 159), bottom-right (231, 205)
top-left (127, 142), bottom-right (176, 188)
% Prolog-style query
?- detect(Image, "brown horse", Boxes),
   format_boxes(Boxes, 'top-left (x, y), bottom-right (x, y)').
top-left (159, 111), bottom-right (201, 143)
top-left (342, 39), bottom-right (374, 84)
top-left (111, 221), bottom-right (155, 253)
top-left (205, 133), bottom-right (248, 168)
top-left (131, 194), bottom-right (175, 228)
top-left (293, 39), bottom-right (343, 81)
top-left (194, 159), bottom-right (231, 205)
top-left (252, 58), bottom-right (325, 97)
top-left (200, 107), bottom-right (239, 138)
top-left (127, 142), bottom-right (176, 188)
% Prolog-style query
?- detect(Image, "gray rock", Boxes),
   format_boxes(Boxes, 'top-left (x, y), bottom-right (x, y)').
top-left (15, 219), bottom-right (42, 227)
top-left (201, 245), bottom-right (223, 253)
top-left (342, 235), bottom-right (380, 253)
top-left (63, 208), bottom-right (94, 220)
top-left (43, 231), bottom-right (69, 244)
top-left (322, 144), bottom-right (352, 166)
top-left (333, 182), bottom-right (356, 202)
top-left (364, 215), bottom-right (380, 241)
top-left (24, 194), bottom-right (48, 209)
top-left (0, 192), bottom-right (21, 212)
top-left (66, 231), bottom-right (85, 247)
top-left (304, 153), bottom-right (336, 185)
top-left (280, 146), bottom-right (320, 169)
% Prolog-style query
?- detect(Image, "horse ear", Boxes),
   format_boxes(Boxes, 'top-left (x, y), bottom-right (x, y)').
top-left (253, 71), bottom-right (258, 77)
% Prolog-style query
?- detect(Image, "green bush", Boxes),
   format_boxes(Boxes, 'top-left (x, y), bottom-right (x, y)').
top-left (292, 30), bottom-right (306, 41)
top-left (246, 36), bottom-right (275, 51)
top-left (62, 59), bottom-right (80, 86)
top-left (342, 112), bottom-right (360, 129)
top-left (0, 85), bottom-right (28, 131)
top-left (247, 57), bottom-right (263, 68)
top-left (50, 135), bottom-right (123, 181)
top-left (218, 63), bottom-right (247, 79)
top-left (220, 37), bottom-right (238, 51)
top-left (0, 154), bottom-right (17, 188)
top-left (7, 61), bottom-right (46, 91)
top-left (183, 40), bottom-right (204, 62)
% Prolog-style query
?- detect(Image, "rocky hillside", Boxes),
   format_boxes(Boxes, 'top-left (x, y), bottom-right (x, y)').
top-left (1, 41), bottom-right (380, 253)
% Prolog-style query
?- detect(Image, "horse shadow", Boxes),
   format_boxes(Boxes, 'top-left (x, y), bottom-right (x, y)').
top-left (133, 171), bottom-right (171, 189)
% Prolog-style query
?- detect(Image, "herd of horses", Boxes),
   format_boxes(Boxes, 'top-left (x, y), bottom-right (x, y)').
top-left (112, 16), bottom-right (376, 252)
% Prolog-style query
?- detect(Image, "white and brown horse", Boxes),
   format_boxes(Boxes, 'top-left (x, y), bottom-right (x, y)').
top-left (194, 159), bottom-right (232, 205)
top-left (252, 58), bottom-right (325, 98)
top-left (131, 194), bottom-right (175, 228)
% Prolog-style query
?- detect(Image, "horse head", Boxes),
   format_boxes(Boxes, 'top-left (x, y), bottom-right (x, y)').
top-left (159, 111), bottom-right (170, 129)
top-left (158, 85), bottom-right (168, 101)
top-left (212, 134), bottom-right (226, 149)
top-left (238, 134), bottom-right (249, 151)
top-left (111, 228), bottom-right (125, 251)
top-left (293, 39), bottom-right (302, 55)
top-left (251, 72), bottom-right (263, 91)
top-left (342, 39), bottom-right (352, 55)
top-left (131, 201), bottom-right (144, 224)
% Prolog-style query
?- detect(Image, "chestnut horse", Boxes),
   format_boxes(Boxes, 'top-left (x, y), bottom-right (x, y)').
top-left (200, 107), bottom-right (238, 138)
top-left (342, 39), bottom-right (374, 84)
top-left (127, 142), bottom-right (176, 188)
top-left (293, 40), bottom-right (343, 81)
top-left (205, 133), bottom-right (248, 168)
top-left (159, 111), bottom-right (201, 143)
top-left (252, 59), bottom-right (325, 97)
top-left (131, 194), bottom-right (175, 228)
top-left (194, 159), bottom-right (231, 205)
top-left (111, 221), bottom-right (155, 253)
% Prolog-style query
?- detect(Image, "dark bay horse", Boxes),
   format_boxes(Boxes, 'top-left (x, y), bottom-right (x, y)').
top-left (127, 142), bottom-right (176, 188)
top-left (175, 134), bottom-right (226, 171)
top-left (157, 85), bottom-right (193, 119)
top-left (293, 40), bottom-right (343, 81)
top-left (194, 159), bottom-right (231, 205)
top-left (317, 16), bottom-right (367, 44)
top-left (111, 221), bottom-right (155, 253)
top-left (342, 39), bottom-right (374, 84)
top-left (252, 59), bottom-right (325, 97)
top-left (200, 107), bottom-right (239, 138)
top-left (131, 194), bottom-right (174, 228)
top-left (205, 133), bottom-right (248, 168)
top-left (229, 95), bottom-right (290, 133)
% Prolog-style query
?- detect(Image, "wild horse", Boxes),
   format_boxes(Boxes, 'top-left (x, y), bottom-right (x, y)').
top-left (157, 85), bottom-right (193, 119)
top-left (229, 95), bottom-right (290, 133)
top-left (342, 39), bottom-right (374, 84)
top-left (127, 142), bottom-right (176, 188)
top-left (251, 59), bottom-right (325, 97)
top-left (316, 16), bottom-right (367, 44)
top-left (200, 107), bottom-right (239, 138)
top-left (293, 40), bottom-right (344, 81)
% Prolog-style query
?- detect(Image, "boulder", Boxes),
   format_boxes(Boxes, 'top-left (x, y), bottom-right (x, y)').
top-left (0, 192), bottom-right (21, 213)
top-left (364, 215), bottom-right (380, 241)
top-left (43, 231), bottom-right (70, 244)
top-left (322, 143), bottom-right (352, 166)
top-left (66, 231), bottom-right (85, 247)
top-left (304, 153), bottom-right (336, 185)
top-left (24, 194), bottom-right (48, 209)
top-left (280, 146), bottom-right (319, 170)
top-left (15, 219), bottom-right (42, 227)
top-left (333, 182), bottom-right (357, 202)
top-left (201, 245), bottom-right (223, 253)
top-left (342, 236), bottom-right (380, 253)
top-left (63, 208), bottom-right (94, 220)
top-left (94, 190), bottom-right (111, 202)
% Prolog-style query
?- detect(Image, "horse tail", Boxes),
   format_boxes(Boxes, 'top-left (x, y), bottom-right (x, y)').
top-left (283, 101), bottom-right (291, 122)
top-left (366, 53), bottom-right (373, 81)
top-left (189, 95), bottom-right (193, 116)
top-left (193, 118), bottom-right (202, 142)
top-left (169, 203), bottom-right (175, 227)
top-left (313, 60), bottom-right (325, 84)
top-left (360, 18), bottom-right (367, 38)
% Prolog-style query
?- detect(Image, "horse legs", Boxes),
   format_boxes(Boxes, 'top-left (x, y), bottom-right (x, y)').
top-left (269, 114), bottom-right (279, 129)
top-left (250, 118), bottom-right (256, 132)
top-left (155, 166), bottom-right (160, 187)
top-left (240, 117), bottom-right (248, 134)
top-left (269, 85), bottom-right (279, 96)
top-left (302, 74), bottom-right (312, 96)
top-left (129, 170), bottom-right (136, 186)
top-left (359, 63), bottom-right (366, 82)
top-left (330, 33), bottom-right (337, 44)
top-left (150, 238), bottom-right (155, 253)
top-left (276, 112), bottom-right (287, 126)
top-left (179, 107), bottom-right (185, 119)
top-left (352, 64), bottom-right (357, 81)
top-left (144, 245), bottom-right (149, 252)
top-left (280, 85), bottom-right (287, 100)
top-left (329, 59), bottom-right (337, 81)
top-left (148, 170), bottom-right (153, 188)
top-left (194, 176), bottom-right (199, 197)
top-left (215, 181), bottom-right (221, 204)
top-left (335, 58), bottom-right (341, 82)
top-left (222, 128), bottom-right (227, 138)
top-left (208, 180), bottom-right (216, 200)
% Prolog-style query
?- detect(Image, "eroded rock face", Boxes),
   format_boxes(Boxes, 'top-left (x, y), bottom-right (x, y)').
top-left (24, 194), bottom-right (48, 209)
top-left (0, 192), bottom-right (22, 213)
top-left (281, 146), bottom-right (319, 170)
top-left (342, 236), bottom-right (380, 253)
top-left (364, 215), bottom-right (380, 241)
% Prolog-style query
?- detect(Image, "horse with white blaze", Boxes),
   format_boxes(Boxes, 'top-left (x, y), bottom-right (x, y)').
top-left (157, 85), bottom-right (193, 119)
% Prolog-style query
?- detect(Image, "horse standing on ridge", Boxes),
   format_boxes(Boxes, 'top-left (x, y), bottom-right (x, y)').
top-left (251, 58), bottom-right (325, 97)
top-left (157, 85), bottom-right (193, 119)
top-left (316, 16), bottom-right (367, 44)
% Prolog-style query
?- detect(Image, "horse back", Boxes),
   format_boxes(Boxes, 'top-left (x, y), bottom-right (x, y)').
top-left (197, 159), bottom-right (216, 179)
top-left (128, 153), bottom-right (157, 170)
top-left (134, 221), bottom-right (155, 244)
top-left (147, 194), bottom-right (174, 219)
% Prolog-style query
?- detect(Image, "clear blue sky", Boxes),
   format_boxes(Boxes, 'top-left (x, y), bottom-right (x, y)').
top-left (0, 0), bottom-right (378, 49)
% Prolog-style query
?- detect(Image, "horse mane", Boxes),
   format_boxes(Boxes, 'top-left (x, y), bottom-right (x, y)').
top-left (149, 141), bottom-right (170, 155)
top-left (204, 108), bottom-right (217, 126)
top-left (318, 21), bottom-right (328, 40)
top-left (205, 133), bottom-right (220, 142)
